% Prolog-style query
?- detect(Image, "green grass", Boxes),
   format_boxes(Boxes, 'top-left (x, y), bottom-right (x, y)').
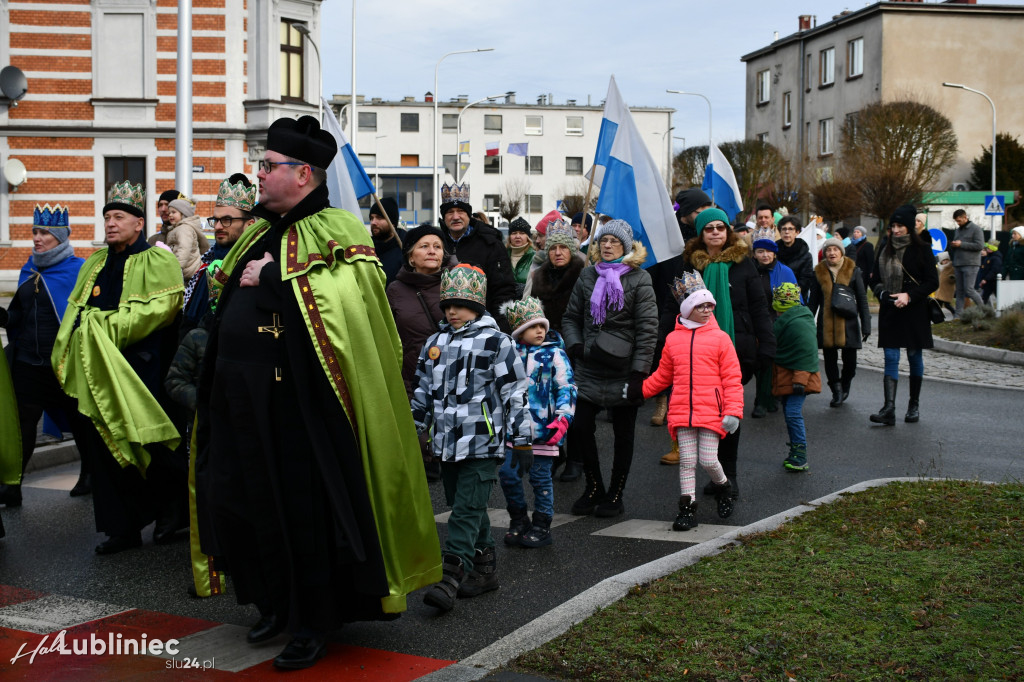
top-left (508, 480), bottom-right (1024, 681)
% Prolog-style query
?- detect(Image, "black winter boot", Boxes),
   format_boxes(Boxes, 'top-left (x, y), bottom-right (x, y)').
top-left (713, 479), bottom-right (734, 518)
top-left (828, 381), bottom-right (843, 408)
top-left (0, 484), bottom-right (22, 507)
top-left (595, 470), bottom-right (627, 518)
top-left (520, 512), bottom-right (553, 548)
top-left (905, 376), bottom-right (922, 423)
top-left (570, 466), bottom-right (605, 515)
top-left (424, 554), bottom-right (465, 611)
top-left (673, 495), bottom-right (697, 531)
top-left (869, 376), bottom-right (897, 426)
top-left (457, 547), bottom-right (499, 598)
top-left (503, 506), bottom-right (531, 546)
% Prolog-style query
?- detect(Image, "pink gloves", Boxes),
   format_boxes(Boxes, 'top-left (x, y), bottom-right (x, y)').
top-left (545, 416), bottom-right (570, 444)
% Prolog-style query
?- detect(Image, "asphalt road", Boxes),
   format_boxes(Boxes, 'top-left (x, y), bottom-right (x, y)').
top-left (2, 363), bottom-right (1021, 668)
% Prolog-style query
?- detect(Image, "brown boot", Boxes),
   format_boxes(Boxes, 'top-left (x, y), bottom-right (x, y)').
top-left (650, 394), bottom-right (668, 426)
top-left (659, 439), bottom-right (679, 466)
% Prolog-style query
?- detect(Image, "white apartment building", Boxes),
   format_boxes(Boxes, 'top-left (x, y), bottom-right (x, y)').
top-left (329, 93), bottom-right (674, 228)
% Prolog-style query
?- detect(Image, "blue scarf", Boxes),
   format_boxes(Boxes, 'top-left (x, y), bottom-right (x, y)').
top-left (18, 253), bottom-right (84, 321)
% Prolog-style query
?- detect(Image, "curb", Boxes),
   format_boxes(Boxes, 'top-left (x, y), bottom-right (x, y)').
top-left (417, 477), bottom-right (952, 682)
top-left (932, 336), bottom-right (1024, 367)
top-left (25, 440), bottom-right (80, 474)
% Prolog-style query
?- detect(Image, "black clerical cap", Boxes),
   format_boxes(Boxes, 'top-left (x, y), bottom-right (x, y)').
top-left (266, 115), bottom-right (337, 169)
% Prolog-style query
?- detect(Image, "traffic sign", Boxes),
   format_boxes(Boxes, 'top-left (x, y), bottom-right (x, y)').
top-left (984, 194), bottom-right (1005, 216)
top-left (928, 228), bottom-right (948, 255)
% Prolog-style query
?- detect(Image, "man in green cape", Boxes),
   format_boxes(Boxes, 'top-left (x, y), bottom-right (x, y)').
top-left (51, 181), bottom-right (185, 554)
top-left (195, 115), bottom-right (440, 671)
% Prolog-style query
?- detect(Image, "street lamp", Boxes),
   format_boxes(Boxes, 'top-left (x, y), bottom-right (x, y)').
top-left (292, 23), bottom-right (322, 123)
top-left (943, 82), bottom-right (998, 240)
top-left (667, 89), bottom-right (713, 202)
top-left (433, 48), bottom-right (494, 223)
top-left (456, 93), bottom-right (506, 183)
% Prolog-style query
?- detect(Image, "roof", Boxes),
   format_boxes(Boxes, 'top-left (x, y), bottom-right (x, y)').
top-left (741, 1), bottom-right (1024, 62)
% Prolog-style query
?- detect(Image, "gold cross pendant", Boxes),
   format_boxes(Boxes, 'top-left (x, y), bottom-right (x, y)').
top-left (257, 313), bottom-right (285, 339)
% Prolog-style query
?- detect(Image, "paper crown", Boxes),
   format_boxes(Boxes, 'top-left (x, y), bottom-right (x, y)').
top-left (545, 220), bottom-right (579, 255)
top-left (503, 297), bottom-right (547, 334)
top-left (671, 270), bottom-right (708, 302)
top-left (33, 203), bottom-right (69, 229)
top-left (215, 178), bottom-right (257, 212)
top-left (751, 226), bottom-right (776, 244)
top-left (440, 264), bottom-right (487, 311)
top-left (106, 181), bottom-right (146, 213)
top-left (440, 182), bottom-right (470, 206)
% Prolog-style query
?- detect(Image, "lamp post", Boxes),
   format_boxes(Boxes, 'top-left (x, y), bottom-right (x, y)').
top-left (293, 23), bottom-right (322, 123)
top-left (456, 93), bottom-right (506, 184)
top-left (666, 89), bottom-right (713, 202)
top-left (658, 126), bottom-right (675, 190)
top-left (943, 82), bottom-right (998, 240)
top-left (433, 48), bottom-right (494, 223)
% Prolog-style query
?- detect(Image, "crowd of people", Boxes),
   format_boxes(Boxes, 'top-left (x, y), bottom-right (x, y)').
top-left (3, 113), bottom-right (1022, 669)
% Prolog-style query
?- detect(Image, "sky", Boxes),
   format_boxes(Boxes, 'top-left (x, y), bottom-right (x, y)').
top-left (317, 0), bottom-right (941, 152)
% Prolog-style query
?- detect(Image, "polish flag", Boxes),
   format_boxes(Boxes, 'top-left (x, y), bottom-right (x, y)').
top-left (485, 141), bottom-right (500, 157)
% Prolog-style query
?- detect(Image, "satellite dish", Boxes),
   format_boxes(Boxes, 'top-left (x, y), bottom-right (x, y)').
top-left (0, 66), bottom-right (28, 104)
top-left (3, 158), bottom-right (28, 188)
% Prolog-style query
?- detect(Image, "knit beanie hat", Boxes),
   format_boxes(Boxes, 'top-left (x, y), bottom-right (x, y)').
top-left (695, 207), bottom-right (730, 235)
top-left (503, 297), bottom-right (549, 340)
top-left (822, 237), bottom-right (845, 255)
top-left (32, 203), bottom-right (71, 243)
top-left (402, 223), bottom-right (447, 264)
top-left (1014, 226), bottom-right (1024, 240)
top-left (674, 188), bottom-right (712, 216)
top-left (534, 209), bottom-right (564, 235)
top-left (369, 196), bottom-right (399, 227)
top-left (890, 204), bottom-right (917, 230)
top-left (440, 264), bottom-right (487, 315)
top-left (852, 225), bottom-right (866, 239)
top-left (571, 212), bottom-right (594, 230)
top-left (596, 218), bottom-right (633, 255)
top-left (168, 197), bottom-right (196, 219)
top-left (984, 241), bottom-right (999, 252)
top-left (545, 220), bottom-right (579, 256)
top-left (751, 226), bottom-right (778, 252)
top-left (772, 282), bottom-right (802, 313)
top-left (509, 217), bottom-right (532, 236)
top-left (159, 189), bottom-right (183, 204)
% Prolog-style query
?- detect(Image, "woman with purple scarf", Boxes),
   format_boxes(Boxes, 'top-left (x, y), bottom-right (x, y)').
top-left (561, 219), bottom-right (657, 517)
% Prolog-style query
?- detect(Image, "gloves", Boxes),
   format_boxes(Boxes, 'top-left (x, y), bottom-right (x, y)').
top-left (863, 331), bottom-right (871, 342)
top-left (544, 416), bottom-right (570, 445)
top-left (626, 371), bottom-right (646, 402)
top-left (791, 383), bottom-right (806, 396)
top-left (511, 446), bottom-right (533, 477)
top-left (721, 415), bottom-right (740, 434)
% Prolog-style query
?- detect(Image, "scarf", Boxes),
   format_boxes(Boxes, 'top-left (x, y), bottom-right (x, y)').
top-left (679, 315), bottom-right (707, 330)
top-left (589, 261), bottom-right (630, 325)
top-left (32, 240), bottom-right (74, 269)
top-left (703, 260), bottom-right (735, 343)
top-left (509, 243), bottom-right (530, 268)
top-left (880, 234), bottom-right (910, 293)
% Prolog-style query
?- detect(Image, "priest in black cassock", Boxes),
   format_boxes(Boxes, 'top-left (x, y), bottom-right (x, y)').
top-left (195, 116), bottom-right (440, 670)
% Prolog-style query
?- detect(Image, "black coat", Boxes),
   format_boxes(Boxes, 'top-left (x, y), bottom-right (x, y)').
top-left (528, 255), bottom-right (586, 335)
top-left (776, 238), bottom-right (815, 300)
top-left (869, 240), bottom-right (938, 349)
top-left (373, 228), bottom-right (407, 287)
top-left (441, 217), bottom-right (516, 331)
top-left (846, 239), bottom-right (875, 290)
top-left (808, 258), bottom-right (870, 350)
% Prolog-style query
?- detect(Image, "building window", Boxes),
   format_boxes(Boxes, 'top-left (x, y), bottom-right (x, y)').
top-left (442, 154), bottom-right (457, 177)
top-left (819, 47), bottom-right (835, 87)
top-left (484, 156), bottom-right (502, 174)
top-left (400, 113), bottom-right (419, 132)
top-left (756, 69), bottom-right (770, 104)
top-left (400, 154), bottom-right (419, 167)
top-left (845, 112), bottom-right (859, 141)
top-left (565, 116), bottom-right (583, 136)
top-left (359, 153), bottom-right (376, 167)
top-left (756, 133), bottom-right (769, 143)
top-left (484, 115), bottom-right (503, 133)
top-left (526, 195), bottom-right (543, 213)
top-left (280, 20), bottom-right (304, 100)
top-left (526, 156), bottom-right (543, 175)
top-left (782, 91), bottom-right (792, 128)
top-left (442, 113), bottom-right (458, 131)
top-left (483, 194), bottom-right (500, 211)
top-left (566, 156), bottom-right (583, 175)
top-left (847, 38), bottom-right (864, 78)
top-left (805, 53), bottom-right (812, 91)
top-left (105, 157), bottom-right (146, 200)
top-left (525, 115), bottom-right (543, 136)
top-left (358, 112), bottom-right (377, 132)
top-left (819, 118), bottom-right (834, 156)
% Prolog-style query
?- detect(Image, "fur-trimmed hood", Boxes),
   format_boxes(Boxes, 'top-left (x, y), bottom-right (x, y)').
top-left (587, 241), bottom-right (649, 268)
top-left (684, 239), bottom-right (750, 272)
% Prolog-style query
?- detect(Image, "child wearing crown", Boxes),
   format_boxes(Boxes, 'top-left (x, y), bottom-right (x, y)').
top-left (626, 271), bottom-right (742, 531)
top-left (770, 282), bottom-right (821, 471)
top-left (411, 264), bottom-right (532, 613)
top-left (498, 297), bottom-right (576, 548)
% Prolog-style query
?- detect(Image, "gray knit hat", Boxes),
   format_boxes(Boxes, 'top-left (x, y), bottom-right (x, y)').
top-left (168, 198), bottom-right (196, 219)
top-left (596, 219), bottom-right (633, 255)
top-left (822, 237), bottom-right (845, 255)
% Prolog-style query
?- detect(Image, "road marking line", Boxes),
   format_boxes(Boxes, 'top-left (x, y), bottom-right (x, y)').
top-left (157, 622), bottom-right (285, 672)
top-left (592, 519), bottom-right (738, 543)
top-left (22, 473), bottom-right (78, 491)
top-left (0, 594), bottom-right (128, 634)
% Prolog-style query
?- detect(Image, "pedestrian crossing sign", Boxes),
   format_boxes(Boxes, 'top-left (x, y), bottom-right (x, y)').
top-left (984, 194), bottom-right (1005, 216)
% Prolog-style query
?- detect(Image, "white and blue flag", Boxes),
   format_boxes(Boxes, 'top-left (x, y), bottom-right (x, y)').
top-left (702, 144), bottom-right (743, 222)
top-left (321, 97), bottom-right (376, 220)
top-left (590, 76), bottom-right (683, 269)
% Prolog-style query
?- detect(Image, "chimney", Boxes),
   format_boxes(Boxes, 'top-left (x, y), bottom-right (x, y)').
top-left (799, 14), bottom-right (812, 31)
top-left (424, 91), bottom-right (433, 103)
top-left (537, 94), bottom-right (546, 105)
top-left (505, 91), bottom-right (516, 104)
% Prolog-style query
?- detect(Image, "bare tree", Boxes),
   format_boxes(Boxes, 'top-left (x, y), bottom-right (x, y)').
top-left (498, 178), bottom-right (529, 222)
top-left (719, 140), bottom-right (790, 215)
top-left (672, 146), bottom-right (708, 197)
top-left (809, 168), bottom-right (862, 226)
top-left (556, 176), bottom-right (597, 217)
top-left (842, 100), bottom-right (958, 220)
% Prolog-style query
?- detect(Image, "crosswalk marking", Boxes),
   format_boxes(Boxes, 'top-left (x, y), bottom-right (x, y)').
top-left (22, 472), bottom-right (79, 492)
top-left (593, 519), bottom-right (737, 543)
top-left (0, 594), bottom-right (128, 634)
top-left (158, 623), bottom-right (285, 672)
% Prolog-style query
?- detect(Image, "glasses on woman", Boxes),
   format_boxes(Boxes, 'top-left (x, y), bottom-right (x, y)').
top-left (695, 303), bottom-right (716, 312)
top-left (704, 223), bottom-right (728, 233)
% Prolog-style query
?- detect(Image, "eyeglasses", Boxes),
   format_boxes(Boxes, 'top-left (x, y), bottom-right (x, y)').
top-left (258, 159), bottom-right (305, 174)
top-left (207, 216), bottom-right (244, 229)
top-left (704, 224), bottom-right (728, 233)
top-left (695, 303), bottom-right (716, 312)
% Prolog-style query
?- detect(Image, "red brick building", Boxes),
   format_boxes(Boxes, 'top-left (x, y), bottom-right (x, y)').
top-left (0, 0), bottom-right (323, 287)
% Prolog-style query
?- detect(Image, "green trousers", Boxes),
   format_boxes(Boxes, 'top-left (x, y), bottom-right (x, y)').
top-left (440, 458), bottom-right (498, 572)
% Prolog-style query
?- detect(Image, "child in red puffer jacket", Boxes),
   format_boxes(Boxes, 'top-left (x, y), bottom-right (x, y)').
top-left (629, 271), bottom-right (743, 531)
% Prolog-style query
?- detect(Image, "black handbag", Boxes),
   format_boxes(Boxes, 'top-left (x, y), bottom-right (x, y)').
top-left (926, 297), bottom-right (946, 324)
top-left (590, 329), bottom-right (632, 368)
top-left (830, 282), bottom-right (858, 319)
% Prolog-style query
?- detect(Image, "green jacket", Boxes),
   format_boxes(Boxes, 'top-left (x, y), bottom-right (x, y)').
top-left (772, 305), bottom-right (819, 372)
